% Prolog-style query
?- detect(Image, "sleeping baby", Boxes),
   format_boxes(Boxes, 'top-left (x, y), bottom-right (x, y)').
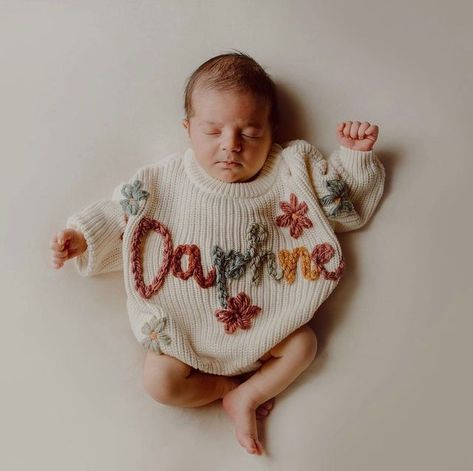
top-left (49, 51), bottom-right (385, 456)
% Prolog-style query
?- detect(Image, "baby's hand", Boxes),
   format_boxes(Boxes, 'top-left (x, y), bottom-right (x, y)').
top-left (49, 228), bottom-right (87, 269)
top-left (336, 121), bottom-right (379, 151)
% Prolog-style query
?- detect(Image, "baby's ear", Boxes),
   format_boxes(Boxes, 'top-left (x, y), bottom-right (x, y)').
top-left (182, 119), bottom-right (191, 138)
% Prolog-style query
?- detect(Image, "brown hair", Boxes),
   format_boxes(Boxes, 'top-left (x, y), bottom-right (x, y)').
top-left (183, 50), bottom-right (279, 135)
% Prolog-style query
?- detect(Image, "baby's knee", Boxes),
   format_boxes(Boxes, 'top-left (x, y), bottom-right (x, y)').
top-left (272, 324), bottom-right (318, 363)
top-left (293, 325), bottom-right (318, 363)
top-left (143, 352), bottom-right (191, 404)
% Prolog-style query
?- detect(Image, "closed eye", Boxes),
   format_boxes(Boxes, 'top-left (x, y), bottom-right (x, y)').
top-left (202, 131), bottom-right (261, 138)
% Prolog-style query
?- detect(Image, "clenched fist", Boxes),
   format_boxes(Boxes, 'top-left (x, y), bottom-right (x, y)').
top-left (49, 228), bottom-right (87, 269)
top-left (337, 121), bottom-right (379, 152)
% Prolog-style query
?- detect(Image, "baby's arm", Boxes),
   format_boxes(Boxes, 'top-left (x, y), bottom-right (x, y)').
top-left (309, 121), bottom-right (385, 232)
top-left (50, 169), bottom-right (147, 276)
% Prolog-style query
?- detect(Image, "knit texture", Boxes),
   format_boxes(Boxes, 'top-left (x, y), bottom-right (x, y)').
top-left (66, 139), bottom-right (385, 375)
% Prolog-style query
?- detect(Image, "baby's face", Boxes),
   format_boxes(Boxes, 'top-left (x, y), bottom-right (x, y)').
top-left (183, 86), bottom-right (273, 183)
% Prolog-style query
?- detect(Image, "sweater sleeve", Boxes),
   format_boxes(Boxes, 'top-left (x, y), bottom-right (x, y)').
top-left (309, 145), bottom-right (385, 233)
top-left (65, 169), bottom-right (146, 277)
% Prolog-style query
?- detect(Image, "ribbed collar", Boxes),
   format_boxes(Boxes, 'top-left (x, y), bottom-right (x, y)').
top-left (183, 143), bottom-right (283, 199)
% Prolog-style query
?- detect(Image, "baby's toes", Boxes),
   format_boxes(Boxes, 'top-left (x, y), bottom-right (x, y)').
top-left (239, 435), bottom-right (263, 455)
top-left (253, 438), bottom-right (264, 455)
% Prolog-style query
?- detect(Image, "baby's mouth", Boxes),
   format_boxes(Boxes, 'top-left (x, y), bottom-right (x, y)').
top-left (218, 161), bottom-right (241, 166)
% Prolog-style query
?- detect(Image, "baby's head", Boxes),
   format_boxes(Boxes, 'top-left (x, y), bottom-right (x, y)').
top-left (182, 51), bottom-right (278, 183)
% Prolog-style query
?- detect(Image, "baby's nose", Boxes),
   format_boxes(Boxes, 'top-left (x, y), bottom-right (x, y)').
top-left (222, 135), bottom-right (242, 152)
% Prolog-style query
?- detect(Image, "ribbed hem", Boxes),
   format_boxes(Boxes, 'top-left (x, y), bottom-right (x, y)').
top-left (338, 146), bottom-right (376, 175)
top-left (183, 143), bottom-right (283, 198)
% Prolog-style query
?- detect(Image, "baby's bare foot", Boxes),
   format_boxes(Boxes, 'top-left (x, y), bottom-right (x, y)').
top-left (222, 387), bottom-right (264, 455)
top-left (256, 397), bottom-right (275, 420)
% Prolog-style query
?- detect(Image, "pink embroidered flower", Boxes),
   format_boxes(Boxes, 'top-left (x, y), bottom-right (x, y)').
top-left (215, 292), bottom-right (261, 334)
top-left (276, 193), bottom-right (313, 239)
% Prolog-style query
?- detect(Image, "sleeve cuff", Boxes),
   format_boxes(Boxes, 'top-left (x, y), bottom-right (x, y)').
top-left (338, 145), bottom-right (377, 176)
top-left (65, 200), bottom-right (123, 277)
top-left (65, 213), bottom-right (96, 277)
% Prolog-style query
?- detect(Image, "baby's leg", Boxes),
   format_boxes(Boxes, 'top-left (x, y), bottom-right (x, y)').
top-left (222, 324), bottom-right (318, 455)
top-left (143, 352), bottom-right (240, 408)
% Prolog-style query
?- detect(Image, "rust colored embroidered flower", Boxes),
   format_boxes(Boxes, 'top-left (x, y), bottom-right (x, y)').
top-left (276, 193), bottom-right (313, 239)
top-left (215, 292), bottom-right (261, 334)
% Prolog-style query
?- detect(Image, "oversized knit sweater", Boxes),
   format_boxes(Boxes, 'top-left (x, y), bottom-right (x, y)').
top-left (66, 139), bottom-right (385, 376)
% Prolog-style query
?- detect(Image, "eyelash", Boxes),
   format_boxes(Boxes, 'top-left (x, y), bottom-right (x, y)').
top-left (204, 132), bottom-right (260, 139)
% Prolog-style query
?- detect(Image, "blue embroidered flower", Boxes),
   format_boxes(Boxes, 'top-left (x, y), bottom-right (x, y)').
top-left (141, 316), bottom-right (171, 354)
top-left (120, 180), bottom-right (149, 216)
top-left (319, 180), bottom-right (355, 217)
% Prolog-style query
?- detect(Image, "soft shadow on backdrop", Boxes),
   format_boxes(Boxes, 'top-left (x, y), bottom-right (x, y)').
top-left (1, 1), bottom-right (472, 470)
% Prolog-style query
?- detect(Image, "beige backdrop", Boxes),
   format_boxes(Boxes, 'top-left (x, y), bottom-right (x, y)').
top-left (1, 1), bottom-right (472, 470)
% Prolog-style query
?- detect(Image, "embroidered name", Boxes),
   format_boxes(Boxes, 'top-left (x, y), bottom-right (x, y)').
top-left (129, 217), bottom-right (344, 302)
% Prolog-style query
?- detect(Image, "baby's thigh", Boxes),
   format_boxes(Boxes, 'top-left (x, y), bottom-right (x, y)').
top-left (143, 352), bottom-right (192, 401)
top-left (269, 324), bottom-right (318, 361)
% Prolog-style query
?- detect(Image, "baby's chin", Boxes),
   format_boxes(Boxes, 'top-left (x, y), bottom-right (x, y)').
top-left (211, 169), bottom-right (256, 183)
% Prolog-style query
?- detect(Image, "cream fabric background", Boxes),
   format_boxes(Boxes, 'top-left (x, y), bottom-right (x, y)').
top-left (1, 1), bottom-right (472, 469)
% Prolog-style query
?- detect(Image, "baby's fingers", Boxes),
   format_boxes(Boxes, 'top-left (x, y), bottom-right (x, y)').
top-left (50, 239), bottom-right (64, 253)
top-left (358, 122), bottom-right (370, 139)
top-left (365, 124), bottom-right (379, 137)
top-left (349, 121), bottom-right (361, 139)
top-left (50, 228), bottom-right (77, 251)
top-left (53, 249), bottom-right (69, 260)
top-left (51, 250), bottom-right (68, 269)
top-left (341, 121), bottom-right (352, 138)
top-left (337, 121), bottom-right (357, 138)
top-left (336, 122), bottom-right (348, 138)
top-left (52, 229), bottom-right (75, 247)
top-left (49, 240), bottom-right (68, 258)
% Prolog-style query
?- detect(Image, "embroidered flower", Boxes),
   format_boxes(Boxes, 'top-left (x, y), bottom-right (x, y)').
top-left (276, 193), bottom-right (313, 239)
top-left (120, 180), bottom-right (149, 216)
top-left (141, 316), bottom-right (171, 354)
top-left (319, 180), bottom-right (354, 218)
top-left (215, 292), bottom-right (261, 334)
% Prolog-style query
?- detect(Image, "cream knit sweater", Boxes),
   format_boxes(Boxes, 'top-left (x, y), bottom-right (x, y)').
top-left (66, 139), bottom-right (385, 376)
